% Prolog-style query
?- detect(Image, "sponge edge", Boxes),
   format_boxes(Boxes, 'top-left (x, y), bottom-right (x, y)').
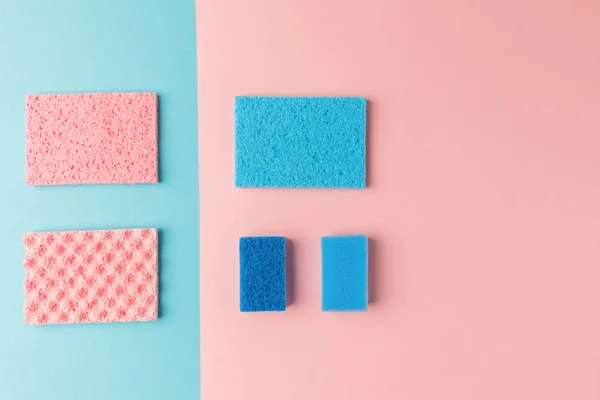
top-left (321, 235), bottom-right (368, 312)
top-left (26, 92), bottom-right (158, 185)
top-left (235, 96), bottom-right (366, 188)
top-left (239, 236), bottom-right (286, 312)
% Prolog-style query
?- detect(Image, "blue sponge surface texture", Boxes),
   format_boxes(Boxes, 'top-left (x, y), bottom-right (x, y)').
top-left (240, 236), bottom-right (286, 312)
top-left (235, 96), bottom-right (367, 188)
top-left (322, 235), bottom-right (368, 311)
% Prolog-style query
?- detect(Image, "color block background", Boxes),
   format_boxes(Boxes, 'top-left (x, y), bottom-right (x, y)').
top-left (198, 1), bottom-right (600, 399)
top-left (0, 1), bottom-right (198, 399)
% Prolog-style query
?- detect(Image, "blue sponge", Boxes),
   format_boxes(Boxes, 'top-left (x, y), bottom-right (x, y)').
top-left (240, 236), bottom-right (286, 312)
top-left (321, 235), bottom-right (368, 311)
top-left (235, 96), bottom-right (367, 188)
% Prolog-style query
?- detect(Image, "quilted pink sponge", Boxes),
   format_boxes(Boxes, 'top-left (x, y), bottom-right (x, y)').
top-left (23, 229), bottom-right (158, 325)
top-left (26, 93), bottom-right (158, 185)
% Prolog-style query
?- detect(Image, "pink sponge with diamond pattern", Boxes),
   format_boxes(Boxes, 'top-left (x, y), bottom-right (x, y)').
top-left (26, 92), bottom-right (158, 185)
top-left (23, 228), bottom-right (158, 325)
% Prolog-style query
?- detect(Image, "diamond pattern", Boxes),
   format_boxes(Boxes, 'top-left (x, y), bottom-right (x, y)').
top-left (23, 228), bottom-right (158, 325)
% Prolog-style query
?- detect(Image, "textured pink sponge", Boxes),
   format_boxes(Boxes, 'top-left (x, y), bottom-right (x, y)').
top-left (23, 229), bottom-right (158, 325)
top-left (26, 93), bottom-right (158, 185)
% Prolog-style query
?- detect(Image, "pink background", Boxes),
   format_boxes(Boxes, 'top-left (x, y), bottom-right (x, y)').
top-left (197, 1), bottom-right (600, 399)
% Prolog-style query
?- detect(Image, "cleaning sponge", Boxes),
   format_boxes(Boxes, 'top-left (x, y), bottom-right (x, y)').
top-left (23, 228), bottom-right (158, 324)
top-left (239, 236), bottom-right (286, 312)
top-left (322, 235), bottom-right (368, 311)
top-left (26, 92), bottom-right (158, 185)
top-left (235, 96), bottom-right (366, 188)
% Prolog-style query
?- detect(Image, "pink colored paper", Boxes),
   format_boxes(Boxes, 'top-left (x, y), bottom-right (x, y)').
top-left (23, 229), bottom-right (158, 325)
top-left (198, 1), bottom-right (600, 399)
top-left (26, 92), bottom-right (158, 185)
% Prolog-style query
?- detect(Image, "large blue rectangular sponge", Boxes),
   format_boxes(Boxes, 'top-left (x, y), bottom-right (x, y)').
top-left (235, 96), bottom-right (366, 188)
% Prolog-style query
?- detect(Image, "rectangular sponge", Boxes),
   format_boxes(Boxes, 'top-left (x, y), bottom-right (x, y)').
top-left (235, 96), bottom-right (366, 188)
top-left (240, 236), bottom-right (286, 312)
top-left (23, 229), bottom-right (158, 325)
top-left (26, 93), bottom-right (158, 185)
top-left (322, 235), bottom-right (368, 311)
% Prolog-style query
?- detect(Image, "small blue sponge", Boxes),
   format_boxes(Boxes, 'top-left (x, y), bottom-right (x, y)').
top-left (240, 236), bottom-right (286, 312)
top-left (321, 235), bottom-right (368, 311)
top-left (235, 96), bottom-right (367, 188)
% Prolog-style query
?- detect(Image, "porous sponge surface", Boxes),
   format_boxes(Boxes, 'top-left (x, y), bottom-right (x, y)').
top-left (239, 236), bottom-right (286, 312)
top-left (235, 96), bottom-right (366, 188)
top-left (322, 235), bottom-right (368, 311)
top-left (23, 228), bottom-right (158, 325)
top-left (26, 93), bottom-right (158, 185)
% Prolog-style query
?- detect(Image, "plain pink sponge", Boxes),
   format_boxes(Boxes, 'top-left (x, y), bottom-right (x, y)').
top-left (26, 93), bottom-right (158, 185)
top-left (23, 228), bottom-right (158, 325)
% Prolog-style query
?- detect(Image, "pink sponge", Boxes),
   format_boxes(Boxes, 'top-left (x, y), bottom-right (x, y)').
top-left (26, 93), bottom-right (158, 185)
top-left (23, 228), bottom-right (158, 325)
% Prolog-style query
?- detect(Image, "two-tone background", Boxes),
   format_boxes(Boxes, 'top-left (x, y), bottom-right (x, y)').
top-left (2, 0), bottom-right (600, 399)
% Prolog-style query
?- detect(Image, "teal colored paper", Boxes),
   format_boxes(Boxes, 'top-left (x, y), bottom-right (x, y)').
top-left (0, 1), bottom-right (199, 399)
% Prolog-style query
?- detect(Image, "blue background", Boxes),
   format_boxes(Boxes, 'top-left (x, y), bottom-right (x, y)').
top-left (0, 1), bottom-right (199, 399)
